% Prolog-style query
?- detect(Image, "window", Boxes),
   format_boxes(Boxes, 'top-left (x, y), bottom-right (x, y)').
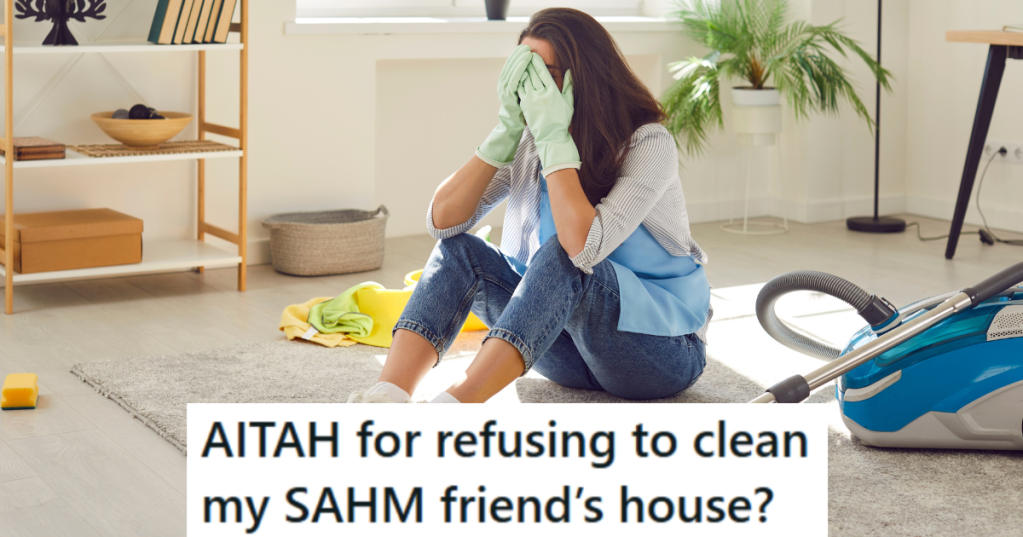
top-left (296, 0), bottom-right (643, 19)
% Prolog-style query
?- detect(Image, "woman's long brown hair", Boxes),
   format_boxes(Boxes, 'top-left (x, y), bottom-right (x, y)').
top-left (519, 8), bottom-right (667, 206)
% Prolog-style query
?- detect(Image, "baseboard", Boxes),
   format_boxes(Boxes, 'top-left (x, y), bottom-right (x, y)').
top-left (802, 194), bottom-right (907, 224)
top-left (685, 197), bottom-right (774, 224)
top-left (690, 193), bottom-right (1023, 232)
top-left (906, 195), bottom-right (1023, 234)
top-left (247, 238), bottom-right (271, 266)
top-left (686, 194), bottom-right (907, 225)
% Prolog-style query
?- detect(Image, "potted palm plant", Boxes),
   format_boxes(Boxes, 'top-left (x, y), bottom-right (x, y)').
top-left (663, 0), bottom-right (893, 155)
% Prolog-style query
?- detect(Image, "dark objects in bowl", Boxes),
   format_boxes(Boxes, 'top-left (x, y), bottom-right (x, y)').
top-left (126, 104), bottom-right (167, 120)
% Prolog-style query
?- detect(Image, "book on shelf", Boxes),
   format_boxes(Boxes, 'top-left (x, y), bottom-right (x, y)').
top-left (183, 0), bottom-right (206, 43)
top-left (0, 137), bottom-right (66, 161)
top-left (148, 0), bottom-right (185, 45)
top-left (212, 0), bottom-right (239, 44)
top-left (193, 0), bottom-right (218, 43)
top-left (202, 0), bottom-right (224, 43)
top-left (173, 0), bottom-right (198, 44)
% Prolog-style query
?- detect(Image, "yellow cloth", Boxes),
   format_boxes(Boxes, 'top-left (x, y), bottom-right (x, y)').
top-left (281, 271), bottom-right (491, 350)
top-left (279, 297), bottom-right (358, 348)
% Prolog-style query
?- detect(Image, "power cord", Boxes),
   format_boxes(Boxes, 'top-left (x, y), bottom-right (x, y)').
top-left (904, 221), bottom-right (974, 242)
top-left (906, 147), bottom-right (1023, 246)
top-left (976, 147), bottom-right (1023, 246)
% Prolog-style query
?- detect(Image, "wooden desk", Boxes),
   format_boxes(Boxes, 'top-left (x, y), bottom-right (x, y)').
top-left (943, 31), bottom-right (1023, 259)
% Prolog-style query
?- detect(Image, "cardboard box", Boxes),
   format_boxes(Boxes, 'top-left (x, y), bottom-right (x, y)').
top-left (0, 209), bottom-right (143, 274)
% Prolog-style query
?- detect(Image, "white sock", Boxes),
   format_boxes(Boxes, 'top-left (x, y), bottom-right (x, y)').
top-left (430, 391), bottom-right (461, 404)
top-left (367, 381), bottom-right (410, 404)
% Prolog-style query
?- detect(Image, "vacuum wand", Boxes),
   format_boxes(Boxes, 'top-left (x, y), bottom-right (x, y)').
top-left (750, 262), bottom-right (1023, 404)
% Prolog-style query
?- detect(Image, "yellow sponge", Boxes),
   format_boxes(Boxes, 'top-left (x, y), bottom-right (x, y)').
top-left (1, 373), bottom-right (38, 410)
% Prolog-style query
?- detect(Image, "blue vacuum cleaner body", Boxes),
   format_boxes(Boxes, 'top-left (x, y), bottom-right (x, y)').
top-left (835, 289), bottom-right (1023, 450)
top-left (752, 263), bottom-right (1023, 450)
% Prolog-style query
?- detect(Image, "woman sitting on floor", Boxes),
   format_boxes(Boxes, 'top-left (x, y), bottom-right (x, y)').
top-left (348, 7), bottom-right (712, 404)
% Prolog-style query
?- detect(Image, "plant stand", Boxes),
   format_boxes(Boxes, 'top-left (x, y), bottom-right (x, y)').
top-left (720, 93), bottom-right (788, 236)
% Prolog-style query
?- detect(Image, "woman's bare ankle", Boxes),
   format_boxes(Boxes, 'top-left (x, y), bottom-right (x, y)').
top-left (377, 328), bottom-right (441, 396)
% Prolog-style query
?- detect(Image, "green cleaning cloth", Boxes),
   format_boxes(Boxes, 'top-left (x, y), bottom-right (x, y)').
top-left (308, 282), bottom-right (384, 337)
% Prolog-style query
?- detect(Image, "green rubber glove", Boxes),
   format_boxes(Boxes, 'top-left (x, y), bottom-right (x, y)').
top-left (476, 45), bottom-right (533, 168)
top-left (517, 53), bottom-right (580, 176)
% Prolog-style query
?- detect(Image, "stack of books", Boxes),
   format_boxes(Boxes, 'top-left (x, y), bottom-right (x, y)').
top-left (148, 0), bottom-right (240, 45)
top-left (0, 137), bottom-right (66, 161)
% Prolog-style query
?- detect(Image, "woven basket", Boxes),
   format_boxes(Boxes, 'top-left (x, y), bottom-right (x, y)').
top-left (261, 206), bottom-right (389, 276)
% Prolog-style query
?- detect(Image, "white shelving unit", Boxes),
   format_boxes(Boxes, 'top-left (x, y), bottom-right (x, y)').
top-left (0, 240), bottom-right (242, 284)
top-left (0, 40), bottom-right (244, 53)
top-left (1, 1), bottom-right (250, 313)
top-left (0, 148), bottom-right (244, 168)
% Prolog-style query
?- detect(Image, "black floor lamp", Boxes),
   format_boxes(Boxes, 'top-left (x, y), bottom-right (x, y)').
top-left (847, 0), bottom-right (906, 233)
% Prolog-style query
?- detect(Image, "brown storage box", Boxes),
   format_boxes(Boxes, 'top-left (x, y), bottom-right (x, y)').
top-left (0, 209), bottom-right (143, 274)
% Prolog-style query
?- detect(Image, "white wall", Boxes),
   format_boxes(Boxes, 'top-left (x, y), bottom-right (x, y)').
top-left (765, 0), bottom-right (911, 224)
top-left (227, 0), bottom-right (696, 258)
top-left (811, 0), bottom-right (910, 223)
top-left (375, 58), bottom-right (506, 237)
top-left (374, 54), bottom-right (662, 236)
top-left (905, 0), bottom-right (1023, 233)
top-left (649, 0), bottom-right (910, 226)
top-left (7, 0), bottom-right (1015, 272)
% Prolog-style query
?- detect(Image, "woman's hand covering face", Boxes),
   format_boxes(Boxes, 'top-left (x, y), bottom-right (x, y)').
top-left (518, 53), bottom-right (581, 175)
top-left (475, 44), bottom-right (534, 168)
top-left (497, 44), bottom-right (533, 121)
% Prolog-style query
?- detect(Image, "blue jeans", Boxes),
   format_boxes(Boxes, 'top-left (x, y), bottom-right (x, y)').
top-left (394, 233), bottom-right (707, 400)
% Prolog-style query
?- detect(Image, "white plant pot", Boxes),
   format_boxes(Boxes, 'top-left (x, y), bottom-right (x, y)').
top-left (731, 87), bottom-right (782, 145)
top-left (731, 87), bottom-right (780, 106)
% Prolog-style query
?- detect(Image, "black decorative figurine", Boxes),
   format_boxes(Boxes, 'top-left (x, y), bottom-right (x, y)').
top-left (15, 0), bottom-right (107, 46)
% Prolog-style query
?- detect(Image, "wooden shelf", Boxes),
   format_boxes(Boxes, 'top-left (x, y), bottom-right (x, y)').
top-left (0, 148), bottom-right (243, 168)
top-left (0, 41), bottom-right (243, 54)
top-left (0, 240), bottom-right (242, 285)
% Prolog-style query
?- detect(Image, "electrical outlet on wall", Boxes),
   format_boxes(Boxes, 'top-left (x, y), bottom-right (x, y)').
top-left (984, 140), bottom-right (1023, 164)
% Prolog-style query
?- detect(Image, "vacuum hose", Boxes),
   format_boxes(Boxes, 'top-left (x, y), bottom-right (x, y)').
top-left (756, 271), bottom-right (897, 361)
top-left (752, 262), bottom-right (1023, 403)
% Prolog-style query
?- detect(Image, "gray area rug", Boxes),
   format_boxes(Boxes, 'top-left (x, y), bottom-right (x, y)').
top-left (71, 340), bottom-right (384, 452)
top-left (70, 296), bottom-right (1023, 537)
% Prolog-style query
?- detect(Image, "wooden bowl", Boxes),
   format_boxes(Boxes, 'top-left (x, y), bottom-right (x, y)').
top-left (90, 111), bottom-right (193, 150)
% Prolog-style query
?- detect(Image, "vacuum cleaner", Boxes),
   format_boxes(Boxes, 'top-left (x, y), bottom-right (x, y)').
top-left (750, 262), bottom-right (1023, 451)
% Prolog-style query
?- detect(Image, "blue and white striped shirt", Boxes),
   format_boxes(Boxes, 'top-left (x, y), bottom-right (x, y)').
top-left (426, 123), bottom-right (711, 341)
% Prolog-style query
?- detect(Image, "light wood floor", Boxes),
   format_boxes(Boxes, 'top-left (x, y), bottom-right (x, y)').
top-left (0, 215), bottom-right (1020, 535)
